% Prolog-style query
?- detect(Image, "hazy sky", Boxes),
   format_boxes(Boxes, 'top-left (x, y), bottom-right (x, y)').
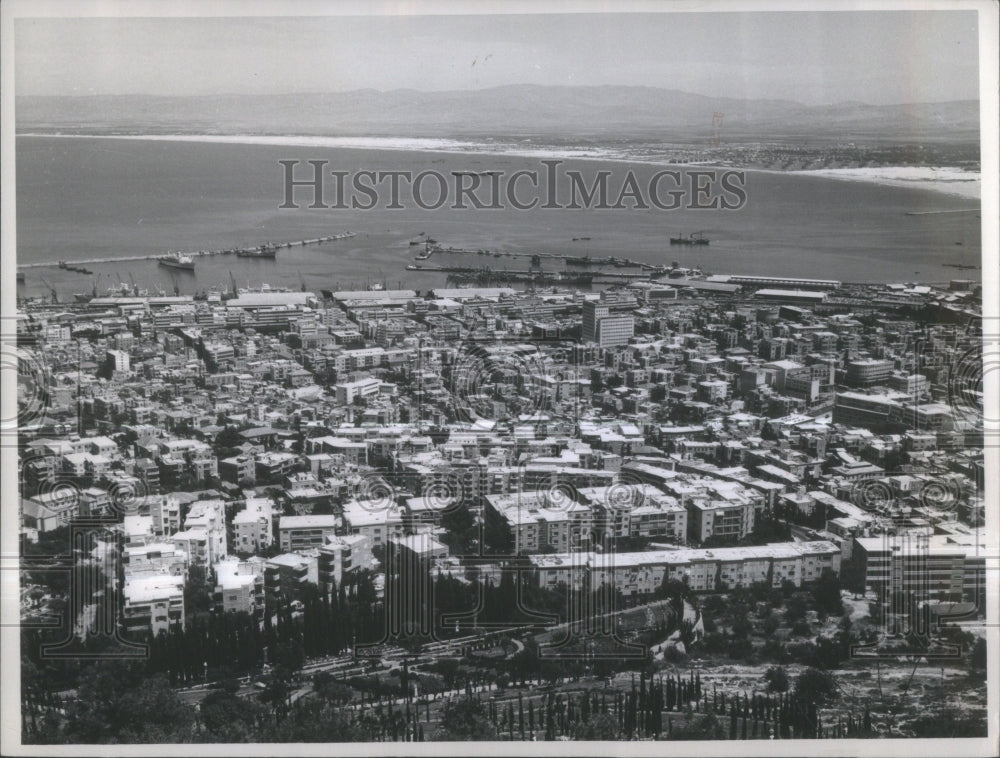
top-left (14, 10), bottom-right (980, 105)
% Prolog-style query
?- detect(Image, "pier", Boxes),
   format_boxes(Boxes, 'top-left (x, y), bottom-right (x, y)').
top-left (409, 262), bottom-right (661, 286)
top-left (419, 244), bottom-right (668, 271)
top-left (16, 231), bottom-right (356, 270)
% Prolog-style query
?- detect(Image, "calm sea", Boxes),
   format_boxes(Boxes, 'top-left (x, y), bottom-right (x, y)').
top-left (15, 136), bottom-right (982, 299)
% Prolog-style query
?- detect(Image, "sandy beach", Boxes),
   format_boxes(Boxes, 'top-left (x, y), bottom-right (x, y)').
top-left (785, 166), bottom-right (982, 201)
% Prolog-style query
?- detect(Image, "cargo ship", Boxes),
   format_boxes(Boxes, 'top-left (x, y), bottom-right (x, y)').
top-left (158, 252), bottom-right (195, 271)
top-left (236, 243), bottom-right (277, 259)
top-left (670, 231), bottom-right (710, 246)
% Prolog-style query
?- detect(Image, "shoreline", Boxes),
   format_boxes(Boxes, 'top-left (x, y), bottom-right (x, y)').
top-left (779, 166), bottom-right (981, 201)
top-left (18, 132), bottom-right (982, 202)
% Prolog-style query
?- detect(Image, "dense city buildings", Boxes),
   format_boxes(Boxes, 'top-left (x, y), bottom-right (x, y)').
top-left (15, 267), bottom-right (988, 745)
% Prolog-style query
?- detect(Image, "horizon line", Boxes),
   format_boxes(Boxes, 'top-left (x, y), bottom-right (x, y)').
top-left (13, 83), bottom-right (981, 110)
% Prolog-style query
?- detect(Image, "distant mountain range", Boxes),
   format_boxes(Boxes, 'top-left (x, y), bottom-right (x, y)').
top-left (15, 85), bottom-right (980, 142)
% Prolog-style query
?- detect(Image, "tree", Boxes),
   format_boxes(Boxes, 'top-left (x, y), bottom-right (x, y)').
top-left (792, 620), bottom-right (812, 637)
top-left (441, 504), bottom-right (476, 554)
top-left (484, 515), bottom-right (514, 554)
top-left (184, 563), bottom-right (213, 616)
top-left (62, 662), bottom-right (196, 743)
top-left (764, 665), bottom-right (789, 693)
top-left (794, 667), bottom-right (838, 704)
top-left (262, 700), bottom-right (366, 741)
top-left (573, 711), bottom-right (620, 740)
top-left (260, 667), bottom-right (293, 722)
top-left (215, 425), bottom-right (245, 451)
top-left (200, 689), bottom-right (259, 741)
top-left (811, 568), bottom-right (844, 616)
top-left (437, 697), bottom-right (498, 741)
top-left (732, 614), bottom-right (753, 639)
top-left (763, 612), bottom-right (780, 636)
top-left (784, 593), bottom-right (809, 624)
top-left (969, 637), bottom-right (987, 679)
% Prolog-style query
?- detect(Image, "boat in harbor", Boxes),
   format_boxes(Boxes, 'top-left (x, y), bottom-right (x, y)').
top-left (237, 243), bottom-right (277, 259)
top-left (158, 252), bottom-right (195, 271)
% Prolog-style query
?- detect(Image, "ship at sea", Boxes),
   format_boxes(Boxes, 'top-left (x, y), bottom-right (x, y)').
top-left (158, 252), bottom-right (195, 271)
top-left (669, 231), bottom-right (710, 246)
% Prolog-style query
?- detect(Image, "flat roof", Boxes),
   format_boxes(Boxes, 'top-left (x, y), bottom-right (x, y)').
top-left (226, 292), bottom-right (314, 307)
top-left (431, 288), bottom-right (516, 300)
top-left (754, 289), bottom-right (827, 299)
top-left (266, 553), bottom-right (314, 568)
top-left (530, 541), bottom-right (840, 570)
top-left (278, 515), bottom-right (338, 529)
top-left (333, 290), bottom-right (417, 300)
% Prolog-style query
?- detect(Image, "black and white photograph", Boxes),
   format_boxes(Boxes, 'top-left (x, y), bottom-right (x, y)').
top-left (1, 1), bottom-right (997, 755)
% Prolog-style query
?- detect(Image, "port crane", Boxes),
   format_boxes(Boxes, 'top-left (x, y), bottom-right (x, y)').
top-left (39, 276), bottom-right (58, 304)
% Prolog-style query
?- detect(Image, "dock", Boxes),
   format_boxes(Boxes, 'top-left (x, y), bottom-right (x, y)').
top-left (410, 263), bottom-right (661, 286)
top-left (16, 231), bottom-right (356, 270)
top-left (420, 244), bottom-right (667, 271)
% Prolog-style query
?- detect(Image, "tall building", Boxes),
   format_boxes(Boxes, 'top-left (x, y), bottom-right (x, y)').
top-left (846, 359), bottom-right (894, 387)
top-left (582, 301), bottom-right (634, 346)
top-left (105, 349), bottom-right (131, 373)
top-left (853, 534), bottom-right (986, 609)
top-left (582, 301), bottom-right (609, 343)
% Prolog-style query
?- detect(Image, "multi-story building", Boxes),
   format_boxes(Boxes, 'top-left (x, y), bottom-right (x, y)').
top-left (255, 451), bottom-right (300, 483)
top-left (122, 542), bottom-right (188, 577)
top-left (264, 553), bottom-right (319, 607)
top-left (277, 514), bottom-right (339, 552)
top-left (340, 500), bottom-right (405, 547)
top-left (595, 315), bottom-right (635, 347)
top-left (833, 391), bottom-right (905, 433)
top-left (576, 484), bottom-right (687, 544)
top-left (219, 454), bottom-right (256, 485)
top-left (845, 358), bottom-right (894, 387)
top-left (390, 534), bottom-right (449, 563)
top-left (852, 534), bottom-right (986, 609)
top-left (171, 499), bottom-right (228, 566)
top-left (530, 541), bottom-right (842, 596)
top-left (582, 301), bottom-right (634, 347)
top-left (148, 494), bottom-right (181, 537)
top-left (685, 498), bottom-right (756, 543)
top-left (888, 372), bottom-right (930, 396)
top-left (317, 533), bottom-right (374, 594)
top-left (335, 376), bottom-right (381, 405)
top-left (233, 497), bottom-right (274, 554)
top-left (122, 574), bottom-right (185, 636)
top-left (888, 402), bottom-right (955, 433)
top-left (485, 490), bottom-right (594, 554)
top-left (214, 558), bottom-right (265, 618)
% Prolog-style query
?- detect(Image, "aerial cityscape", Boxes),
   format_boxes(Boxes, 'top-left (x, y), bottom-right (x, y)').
top-left (4, 4), bottom-right (995, 754)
